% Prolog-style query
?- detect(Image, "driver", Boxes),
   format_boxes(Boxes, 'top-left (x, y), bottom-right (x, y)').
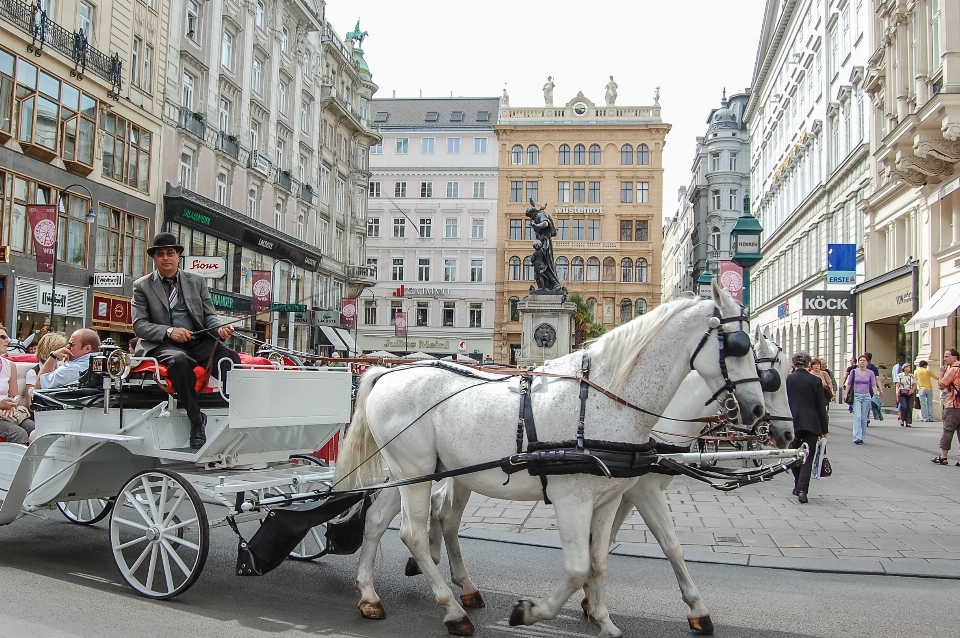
top-left (132, 233), bottom-right (241, 449)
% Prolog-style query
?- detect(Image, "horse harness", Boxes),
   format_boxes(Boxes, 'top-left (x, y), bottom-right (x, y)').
top-left (752, 339), bottom-right (792, 436)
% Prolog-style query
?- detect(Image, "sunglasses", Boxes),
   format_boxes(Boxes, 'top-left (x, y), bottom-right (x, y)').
top-left (66, 341), bottom-right (76, 348)
top-left (0, 334), bottom-right (8, 341)
top-left (153, 249), bottom-right (180, 258)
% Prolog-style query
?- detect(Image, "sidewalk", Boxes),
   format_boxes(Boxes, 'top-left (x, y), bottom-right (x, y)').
top-left (456, 409), bottom-right (960, 578)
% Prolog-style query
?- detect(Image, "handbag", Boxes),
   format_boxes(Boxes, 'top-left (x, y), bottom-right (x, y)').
top-left (914, 395), bottom-right (921, 410)
top-left (0, 404), bottom-right (31, 425)
top-left (844, 384), bottom-right (854, 405)
top-left (820, 457), bottom-right (833, 477)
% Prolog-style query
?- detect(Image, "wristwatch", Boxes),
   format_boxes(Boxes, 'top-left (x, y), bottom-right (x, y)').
top-left (48, 353), bottom-right (59, 362)
top-left (166, 327), bottom-right (175, 339)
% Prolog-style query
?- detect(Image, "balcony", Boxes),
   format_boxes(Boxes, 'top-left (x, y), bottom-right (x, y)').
top-left (319, 83), bottom-right (379, 138)
top-left (215, 131), bottom-right (240, 160)
top-left (298, 183), bottom-right (315, 204)
top-left (345, 264), bottom-right (377, 285)
top-left (1, 0), bottom-right (123, 94)
top-left (275, 167), bottom-right (292, 191)
top-left (178, 107), bottom-right (206, 140)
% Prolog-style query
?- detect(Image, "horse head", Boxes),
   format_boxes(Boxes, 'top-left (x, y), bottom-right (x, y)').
top-left (753, 328), bottom-right (794, 448)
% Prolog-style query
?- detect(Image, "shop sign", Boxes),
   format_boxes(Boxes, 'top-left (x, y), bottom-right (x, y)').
top-left (383, 338), bottom-right (449, 350)
top-left (272, 303), bottom-right (307, 312)
top-left (827, 244), bottom-right (857, 286)
top-left (184, 255), bottom-right (226, 278)
top-left (555, 206), bottom-right (603, 215)
top-left (92, 294), bottom-right (132, 327)
top-left (293, 312), bottom-right (311, 324)
top-left (801, 290), bottom-right (854, 316)
top-left (250, 151), bottom-right (272, 176)
top-left (93, 273), bottom-right (125, 288)
top-left (777, 301), bottom-right (789, 318)
top-left (311, 310), bottom-right (341, 326)
top-left (210, 292), bottom-right (235, 310)
top-left (735, 235), bottom-right (760, 254)
top-left (37, 283), bottom-right (67, 314)
top-left (458, 340), bottom-right (466, 351)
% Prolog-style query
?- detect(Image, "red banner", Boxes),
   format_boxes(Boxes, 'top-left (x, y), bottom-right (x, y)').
top-left (27, 204), bottom-right (58, 273)
top-left (92, 294), bottom-right (132, 329)
top-left (719, 261), bottom-right (744, 303)
top-left (394, 311), bottom-right (407, 337)
top-left (251, 270), bottom-right (272, 312)
top-left (341, 297), bottom-right (357, 330)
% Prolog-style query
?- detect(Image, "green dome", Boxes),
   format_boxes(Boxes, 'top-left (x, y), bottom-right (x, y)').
top-left (353, 47), bottom-right (372, 83)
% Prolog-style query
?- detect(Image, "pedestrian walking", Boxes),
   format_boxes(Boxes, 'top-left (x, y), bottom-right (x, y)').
top-left (843, 357), bottom-right (857, 413)
top-left (896, 363), bottom-right (917, 427)
top-left (786, 352), bottom-right (829, 504)
top-left (932, 349), bottom-right (960, 466)
top-left (810, 358), bottom-right (835, 416)
top-left (864, 352), bottom-right (883, 423)
top-left (845, 355), bottom-right (881, 444)
top-left (915, 360), bottom-right (938, 421)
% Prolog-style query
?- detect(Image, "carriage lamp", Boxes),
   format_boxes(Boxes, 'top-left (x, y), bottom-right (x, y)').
top-left (730, 195), bottom-right (764, 311)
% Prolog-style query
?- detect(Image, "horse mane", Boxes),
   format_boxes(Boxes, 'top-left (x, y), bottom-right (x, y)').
top-left (589, 296), bottom-right (703, 393)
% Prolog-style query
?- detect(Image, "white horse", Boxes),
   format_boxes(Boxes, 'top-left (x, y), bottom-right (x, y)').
top-left (335, 283), bottom-right (764, 637)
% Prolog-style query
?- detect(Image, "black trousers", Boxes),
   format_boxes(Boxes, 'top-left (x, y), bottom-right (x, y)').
top-left (148, 338), bottom-right (241, 426)
top-left (790, 430), bottom-right (820, 495)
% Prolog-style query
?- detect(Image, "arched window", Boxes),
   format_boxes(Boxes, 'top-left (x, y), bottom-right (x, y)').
top-left (523, 256), bottom-right (534, 280)
top-left (558, 144), bottom-right (570, 165)
top-left (635, 298), bottom-right (647, 316)
top-left (620, 144), bottom-right (633, 165)
top-left (620, 258), bottom-right (633, 282)
top-left (509, 296), bottom-right (520, 322)
top-left (620, 299), bottom-right (633, 323)
top-left (508, 256), bottom-right (521, 280)
top-left (571, 256), bottom-right (584, 281)
top-left (635, 258), bottom-right (648, 283)
top-left (556, 256), bottom-right (569, 281)
top-left (511, 145), bottom-right (523, 165)
top-left (586, 257), bottom-right (600, 281)
top-left (636, 143), bottom-right (650, 165)
top-left (709, 226), bottom-right (721, 253)
top-left (589, 144), bottom-right (601, 165)
top-left (573, 144), bottom-right (585, 165)
top-left (527, 145), bottom-right (539, 165)
top-left (587, 297), bottom-right (597, 320)
top-left (602, 257), bottom-right (616, 281)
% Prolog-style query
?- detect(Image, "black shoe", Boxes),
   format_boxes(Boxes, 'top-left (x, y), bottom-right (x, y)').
top-left (797, 492), bottom-right (808, 504)
top-left (792, 487), bottom-right (799, 496)
top-left (190, 413), bottom-right (207, 449)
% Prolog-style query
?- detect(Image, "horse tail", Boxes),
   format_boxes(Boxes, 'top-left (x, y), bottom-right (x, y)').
top-left (334, 367), bottom-right (390, 490)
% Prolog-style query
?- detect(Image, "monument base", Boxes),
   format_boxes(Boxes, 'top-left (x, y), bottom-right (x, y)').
top-left (517, 294), bottom-right (576, 368)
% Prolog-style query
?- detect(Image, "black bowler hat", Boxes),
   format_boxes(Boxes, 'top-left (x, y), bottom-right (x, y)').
top-left (147, 232), bottom-right (185, 257)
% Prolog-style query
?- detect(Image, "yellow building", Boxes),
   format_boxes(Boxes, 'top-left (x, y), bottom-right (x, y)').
top-left (493, 92), bottom-right (670, 364)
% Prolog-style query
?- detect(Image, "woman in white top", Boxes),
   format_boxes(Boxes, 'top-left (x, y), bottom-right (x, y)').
top-left (0, 324), bottom-right (34, 444)
top-left (896, 363), bottom-right (918, 427)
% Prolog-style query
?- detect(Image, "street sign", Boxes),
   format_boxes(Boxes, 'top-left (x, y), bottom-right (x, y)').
top-left (93, 273), bottom-right (125, 288)
top-left (801, 290), bottom-right (854, 316)
top-left (827, 244), bottom-right (856, 286)
top-left (184, 255), bottom-right (226, 278)
top-left (271, 303), bottom-right (307, 312)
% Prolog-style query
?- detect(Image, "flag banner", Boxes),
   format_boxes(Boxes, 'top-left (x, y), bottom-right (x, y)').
top-left (394, 311), bottom-right (407, 337)
top-left (719, 261), bottom-right (744, 303)
top-left (252, 270), bottom-right (272, 313)
top-left (341, 297), bottom-right (357, 330)
top-left (27, 204), bottom-right (58, 274)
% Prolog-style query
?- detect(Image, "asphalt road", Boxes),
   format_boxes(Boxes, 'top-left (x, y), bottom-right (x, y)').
top-left (0, 511), bottom-right (946, 638)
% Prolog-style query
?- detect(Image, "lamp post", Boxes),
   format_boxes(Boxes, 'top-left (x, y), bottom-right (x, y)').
top-left (52, 184), bottom-right (97, 331)
top-left (271, 258), bottom-right (294, 346)
top-left (730, 195), bottom-right (764, 312)
top-left (685, 241), bottom-right (719, 297)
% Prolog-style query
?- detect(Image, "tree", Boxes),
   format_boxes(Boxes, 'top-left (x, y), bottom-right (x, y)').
top-left (569, 293), bottom-right (605, 348)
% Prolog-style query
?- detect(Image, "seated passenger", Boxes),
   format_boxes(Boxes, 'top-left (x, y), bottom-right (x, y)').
top-left (24, 332), bottom-right (67, 411)
top-left (36, 328), bottom-right (101, 390)
top-left (0, 324), bottom-right (36, 444)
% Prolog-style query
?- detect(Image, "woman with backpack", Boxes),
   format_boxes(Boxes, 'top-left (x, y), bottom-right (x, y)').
top-left (846, 355), bottom-right (881, 445)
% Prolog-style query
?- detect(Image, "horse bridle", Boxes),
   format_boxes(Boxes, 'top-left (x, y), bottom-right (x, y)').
top-left (753, 339), bottom-right (792, 438)
top-left (689, 308), bottom-right (761, 411)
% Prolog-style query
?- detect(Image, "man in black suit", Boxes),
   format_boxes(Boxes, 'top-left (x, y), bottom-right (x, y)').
top-left (132, 233), bottom-right (241, 448)
top-left (785, 352), bottom-right (828, 503)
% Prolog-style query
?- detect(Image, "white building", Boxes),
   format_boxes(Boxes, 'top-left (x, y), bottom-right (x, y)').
top-left (745, 0), bottom-right (873, 378)
top-left (359, 97), bottom-right (501, 360)
top-left (662, 186), bottom-right (693, 302)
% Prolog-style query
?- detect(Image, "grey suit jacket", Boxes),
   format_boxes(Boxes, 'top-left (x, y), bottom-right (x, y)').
top-left (132, 269), bottom-right (222, 355)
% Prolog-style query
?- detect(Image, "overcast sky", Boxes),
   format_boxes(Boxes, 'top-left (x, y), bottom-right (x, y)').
top-left (326, 0), bottom-right (767, 222)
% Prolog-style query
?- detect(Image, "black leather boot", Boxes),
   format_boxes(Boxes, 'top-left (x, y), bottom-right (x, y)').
top-left (190, 413), bottom-right (207, 449)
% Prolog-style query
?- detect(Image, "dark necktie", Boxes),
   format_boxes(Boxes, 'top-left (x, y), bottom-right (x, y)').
top-left (162, 276), bottom-right (178, 308)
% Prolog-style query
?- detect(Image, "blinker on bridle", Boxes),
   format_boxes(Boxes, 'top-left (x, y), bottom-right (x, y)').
top-left (690, 309), bottom-right (760, 408)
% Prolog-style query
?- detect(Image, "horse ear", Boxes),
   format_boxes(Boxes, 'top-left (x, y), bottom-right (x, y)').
top-left (762, 325), bottom-right (771, 339)
top-left (710, 279), bottom-right (736, 314)
top-left (754, 325), bottom-right (761, 342)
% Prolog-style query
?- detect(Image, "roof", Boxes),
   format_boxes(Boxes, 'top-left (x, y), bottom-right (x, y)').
top-left (371, 97), bottom-right (501, 129)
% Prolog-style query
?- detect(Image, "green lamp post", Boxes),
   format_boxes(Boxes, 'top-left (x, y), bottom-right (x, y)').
top-left (731, 194), bottom-right (764, 311)
top-left (696, 260), bottom-right (714, 298)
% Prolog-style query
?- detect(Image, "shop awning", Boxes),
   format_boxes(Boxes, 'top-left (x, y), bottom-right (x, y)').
top-left (319, 326), bottom-right (347, 350)
top-left (334, 328), bottom-right (357, 355)
top-left (905, 283), bottom-right (960, 331)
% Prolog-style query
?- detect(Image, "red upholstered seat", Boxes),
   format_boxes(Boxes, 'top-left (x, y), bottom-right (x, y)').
top-left (130, 361), bottom-right (213, 393)
top-left (238, 352), bottom-right (273, 367)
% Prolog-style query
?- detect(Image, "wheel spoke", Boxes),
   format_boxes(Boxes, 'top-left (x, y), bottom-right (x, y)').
top-left (159, 539), bottom-right (175, 594)
top-left (164, 517), bottom-right (198, 534)
top-left (146, 544), bottom-right (159, 591)
top-left (157, 477), bottom-right (170, 526)
top-left (309, 527), bottom-right (324, 547)
top-left (141, 476), bottom-right (160, 523)
top-left (125, 488), bottom-right (156, 527)
top-left (162, 491), bottom-right (187, 527)
top-left (165, 534), bottom-right (200, 552)
top-left (161, 539), bottom-right (192, 577)
top-left (113, 516), bottom-right (149, 532)
top-left (116, 536), bottom-right (148, 550)
top-left (127, 542), bottom-right (153, 573)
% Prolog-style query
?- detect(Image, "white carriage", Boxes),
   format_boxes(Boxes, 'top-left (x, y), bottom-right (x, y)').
top-left (0, 349), bottom-right (353, 599)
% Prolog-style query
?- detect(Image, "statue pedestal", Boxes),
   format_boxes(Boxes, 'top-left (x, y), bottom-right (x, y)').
top-left (517, 293), bottom-right (576, 367)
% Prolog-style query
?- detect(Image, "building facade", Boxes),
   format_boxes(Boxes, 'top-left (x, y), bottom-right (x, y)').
top-left (745, 0), bottom-right (873, 381)
top-left (661, 186), bottom-right (692, 302)
top-left (494, 90), bottom-right (670, 364)
top-left (0, 0), bottom-right (171, 344)
top-left (159, 0), bottom-right (378, 354)
top-left (360, 97), bottom-right (500, 360)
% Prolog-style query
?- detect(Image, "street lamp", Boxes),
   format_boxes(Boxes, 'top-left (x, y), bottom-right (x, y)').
top-left (53, 184), bottom-right (97, 331)
top-left (730, 194), bottom-right (764, 311)
top-left (696, 260), bottom-right (715, 298)
top-left (686, 241), bottom-right (719, 296)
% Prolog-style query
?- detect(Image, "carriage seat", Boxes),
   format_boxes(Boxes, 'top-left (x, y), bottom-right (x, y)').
top-left (129, 361), bottom-right (217, 394)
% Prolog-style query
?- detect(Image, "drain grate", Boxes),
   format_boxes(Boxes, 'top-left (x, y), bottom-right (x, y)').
top-left (715, 535), bottom-right (741, 544)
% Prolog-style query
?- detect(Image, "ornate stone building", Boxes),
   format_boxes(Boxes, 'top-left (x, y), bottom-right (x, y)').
top-left (493, 89), bottom-right (670, 364)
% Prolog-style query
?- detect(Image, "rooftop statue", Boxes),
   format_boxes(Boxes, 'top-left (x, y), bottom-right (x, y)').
top-left (346, 20), bottom-right (368, 48)
top-left (543, 76), bottom-right (555, 107)
top-left (605, 75), bottom-right (618, 106)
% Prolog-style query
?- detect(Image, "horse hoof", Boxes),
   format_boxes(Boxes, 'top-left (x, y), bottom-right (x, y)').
top-left (509, 600), bottom-right (533, 626)
top-left (359, 601), bottom-right (386, 619)
top-left (580, 596), bottom-right (590, 616)
top-left (460, 591), bottom-right (486, 608)
top-left (688, 615), bottom-right (714, 635)
top-left (404, 556), bottom-right (422, 577)
top-left (444, 616), bottom-right (475, 636)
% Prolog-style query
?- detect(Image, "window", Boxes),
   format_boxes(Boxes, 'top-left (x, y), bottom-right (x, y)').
top-left (79, 2), bottom-right (95, 42)
top-left (473, 181), bottom-right (485, 198)
top-left (573, 181), bottom-right (585, 203)
top-left (221, 31), bottom-right (233, 69)
top-left (249, 120), bottom-right (260, 152)
top-left (369, 181), bottom-right (380, 198)
top-left (470, 259), bottom-right (483, 282)
top-left (573, 144), bottom-right (585, 165)
top-left (418, 258), bottom-right (430, 281)
top-left (391, 258), bottom-right (404, 281)
top-left (471, 218), bottom-right (485, 238)
top-left (728, 152), bottom-right (738, 171)
top-left (446, 181), bottom-right (459, 198)
top-left (396, 138), bottom-right (408, 154)
top-left (620, 299), bottom-right (633, 323)
top-left (393, 217), bottom-right (406, 237)
top-left (589, 144), bottom-right (601, 165)
top-left (255, 0), bottom-right (264, 28)
top-left (620, 220), bottom-right (633, 241)
top-left (370, 142), bottom-right (382, 154)
top-left (319, 165), bottom-right (330, 202)
top-left (281, 27), bottom-right (289, 53)
top-left (508, 256), bottom-right (521, 280)
top-left (558, 181), bottom-right (570, 203)
top-left (620, 144), bottom-right (633, 165)
top-left (250, 59), bottom-right (263, 94)
top-left (277, 82), bottom-right (286, 114)
top-left (419, 218), bottom-right (432, 237)
top-left (635, 258), bottom-right (648, 283)
top-left (711, 189), bottom-right (721, 210)
top-left (556, 257), bottom-right (569, 281)
top-left (420, 182), bottom-right (433, 198)
top-left (526, 181), bottom-right (539, 202)
top-left (587, 219), bottom-right (600, 241)
top-left (621, 258), bottom-right (633, 282)
top-left (635, 220), bottom-right (648, 241)
top-left (729, 188), bottom-right (739, 211)
top-left (473, 138), bottom-right (487, 153)
top-left (275, 138), bottom-right (285, 170)
top-left (588, 181), bottom-right (600, 203)
top-left (186, 1), bottom-right (199, 39)
top-left (556, 219), bottom-right (569, 240)
top-left (445, 217), bottom-right (459, 238)
top-left (101, 113), bottom-right (152, 191)
top-left (527, 145), bottom-right (539, 165)
top-left (300, 101), bottom-right (310, 132)
top-left (366, 217), bottom-right (380, 237)
top-left (394, 181), bottom-right (407, 198)
top-left (573, 219), bottom-right (585, 240)
top-left (635, 299), bottom-right (647, 316)
top-left (216, 171), bottom-right (228, 205)
top-left (317, 219), bottom-right (328, 252)
top-left (469, 303), bottom-right (482, 328)
top-left (444, 258), bottom-right (457, 282)
top-left (710, 152), bottom-right (721, 171)
top-left (141, 45), bottom-right (153, 94)
top-left (511, 181), bottom-right (523, 202)
top-left (96, 206), bottom-right (148, 278)
top-left (443, 302), bottom-right (455, 327)
top-left (621, 182), bottom-right (633, 203)
top-left (509, 296), bottom-right (520, 322)
top-left (571, 257), bottom-right (584, 281)
top-left (511, 145), bottom-right (523, 164)
top-left (637, 182), bottom-right (649, 204)
top-left (247, 185), bottom-right (260, 220)
top-left (447, 137), bottom-right (460, 154)
top-left (558, 144), bottom-right (570, 165)
top-left (274, 201), bottom-right (283, 230)
top-left (422, 137), bottom-right (435, 154)
top-left (522, 256), bottom-right (534, 281)
top-left (710, 227), bottom-right (721, 253)
top-left (932, 0), bottom-right (943, 69)
top-left (636, 144), bottom-right (649, 165)
top-left (416, 302), bottom-right (428, 327)
top-left (829, 26), bottom-right (838, 78)
top-left (131, 37), bottom-right (141, 87)
top-left (586, 257), bottom-right (600, 281)
top-left (217, 97), bottom-right (229, 133)
top-left (364, 300), bottom-right (377, 325)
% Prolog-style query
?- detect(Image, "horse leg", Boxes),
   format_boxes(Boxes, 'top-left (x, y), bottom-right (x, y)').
top-left (437, 479), bottom-right (484, 608)
top-left (356, 487), bottom-right (401, 619)
top-left (406, 480), bottom-right (453, 578)
top-left (627, 477), bottom-right (713, 635)
top-left (582, 492), bottom-right (635, 615)
top-left (398, 483), bottom-right (474, 636)
top-left (583, 491), bottom-right (629, 638)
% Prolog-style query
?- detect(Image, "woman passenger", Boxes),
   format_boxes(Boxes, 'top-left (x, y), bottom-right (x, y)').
top-left (0, 324), bottom-right (35, 444)
top-left (24, 332), bottom-right (67, 412)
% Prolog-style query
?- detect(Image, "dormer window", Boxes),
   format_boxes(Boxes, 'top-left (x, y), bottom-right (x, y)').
top-left (425, 111), bottom-right (439, 122)
top-left (450, 111), bottom-right (464, 122)
top-left (374, 111), bottom-right (388, 123)
top-left (476, 111), bottom-right (490, 122)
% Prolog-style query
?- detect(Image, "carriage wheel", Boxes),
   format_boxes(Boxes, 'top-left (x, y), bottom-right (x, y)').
top-left (284, 455), bottom-right (329, 561)
top-left (57, 498), bottom-right (113, 525)
top-left (109, 469), bottom-right (209, 599)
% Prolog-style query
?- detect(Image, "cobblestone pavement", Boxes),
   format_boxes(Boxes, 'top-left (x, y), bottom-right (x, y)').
top-left (457, 409), bottom-right (960, 577)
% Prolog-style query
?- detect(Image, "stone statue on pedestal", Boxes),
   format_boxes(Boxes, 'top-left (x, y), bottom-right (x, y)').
top-left (543, 76), bottom-right (555, 106)
top-left (501, 87), bottom-right (509, 107)
top-left (526, 199), bottom-right (564, 294)
top-left (605, 75), bottom-right (618, 105)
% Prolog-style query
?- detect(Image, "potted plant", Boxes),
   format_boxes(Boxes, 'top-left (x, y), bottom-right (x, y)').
top-left (281, 169), bottom-right (292, 178)
top-left (227, 133), bottom-right (238, 143)
top-left (193, 111), bottom-right (205, 121)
